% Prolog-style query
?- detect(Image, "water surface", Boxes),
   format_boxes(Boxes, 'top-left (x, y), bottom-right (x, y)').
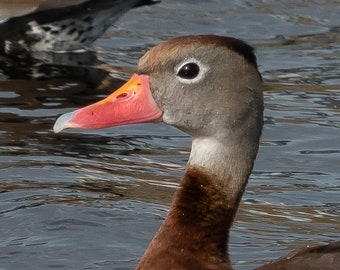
top-left (0, 1), bottom-right (339, 269)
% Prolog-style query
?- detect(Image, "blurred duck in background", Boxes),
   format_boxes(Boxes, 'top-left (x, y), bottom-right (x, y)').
top-left (0, 0), bottom-right (157, 56)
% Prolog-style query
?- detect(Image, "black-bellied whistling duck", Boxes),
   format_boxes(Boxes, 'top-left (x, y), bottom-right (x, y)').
top-left (0, 0), bottom-right (157, 55)
top-left (53, 35), bottom-right (340, 270)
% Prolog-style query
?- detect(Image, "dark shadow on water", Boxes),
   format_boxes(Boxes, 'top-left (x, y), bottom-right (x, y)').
top-left (0, 50), bottom-right (126, 84)
top-left (0, 50), bottom-right (129, 139)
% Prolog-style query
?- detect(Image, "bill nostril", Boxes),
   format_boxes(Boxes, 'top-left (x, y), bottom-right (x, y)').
top-left (116, 93), bottom-right (128, 99)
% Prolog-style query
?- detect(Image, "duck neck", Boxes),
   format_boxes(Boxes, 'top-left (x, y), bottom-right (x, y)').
top-left (137, 137), bottom-right (258, 270)
top-left (188, 136), bottom-right (257, 199)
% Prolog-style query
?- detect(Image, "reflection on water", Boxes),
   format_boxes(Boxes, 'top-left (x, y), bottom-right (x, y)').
top-left (0, 1), bottom-right (339, 269)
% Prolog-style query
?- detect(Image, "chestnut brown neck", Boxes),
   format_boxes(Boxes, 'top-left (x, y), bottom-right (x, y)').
top-left (136, 166), bottom-right (245, 270)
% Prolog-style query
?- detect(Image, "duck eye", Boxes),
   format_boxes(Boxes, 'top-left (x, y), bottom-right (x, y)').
top-left (177, 62), bottom-right (200, 79)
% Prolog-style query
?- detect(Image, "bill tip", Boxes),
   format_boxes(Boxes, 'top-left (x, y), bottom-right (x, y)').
top-left (53, 111), bottom-right (77, 133)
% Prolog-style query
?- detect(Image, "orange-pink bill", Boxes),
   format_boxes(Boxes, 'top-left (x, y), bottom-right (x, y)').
top-left (53, 74), bottom-right (163, 133)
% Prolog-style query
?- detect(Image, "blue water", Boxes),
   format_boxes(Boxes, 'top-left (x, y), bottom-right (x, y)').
top-left (0, 1), bottom-right (339, 269)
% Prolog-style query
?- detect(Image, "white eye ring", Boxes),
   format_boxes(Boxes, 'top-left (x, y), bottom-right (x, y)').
top-left (175, 58), bottom-right (208, 84)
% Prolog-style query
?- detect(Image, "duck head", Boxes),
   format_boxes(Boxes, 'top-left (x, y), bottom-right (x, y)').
top-left (54, 35), bottom-right (263, 144)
